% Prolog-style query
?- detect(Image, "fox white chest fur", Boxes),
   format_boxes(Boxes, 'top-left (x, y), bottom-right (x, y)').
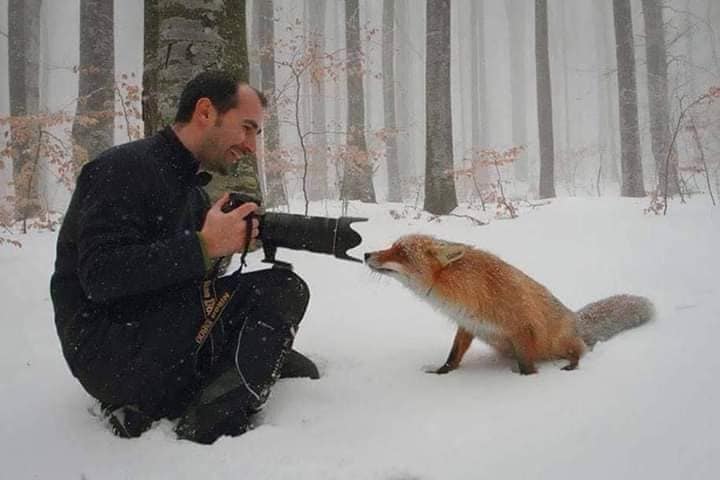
top-left (397, 274), bottom-right (501, 343)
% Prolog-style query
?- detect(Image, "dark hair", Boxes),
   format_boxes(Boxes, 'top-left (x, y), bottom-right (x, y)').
top-left (174, 71), bottom-right (267, 123)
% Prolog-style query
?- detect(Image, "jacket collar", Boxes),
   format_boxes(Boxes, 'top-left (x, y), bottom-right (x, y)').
top-left (158, 126), bottom-right (202, 186)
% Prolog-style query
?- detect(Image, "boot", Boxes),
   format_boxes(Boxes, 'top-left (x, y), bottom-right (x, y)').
top-left (104, 404), bottom-right (153, 439)
top-left (175, 384), bottom-right (254, 445)
top-left (279, 349), bottom-right (320, 379)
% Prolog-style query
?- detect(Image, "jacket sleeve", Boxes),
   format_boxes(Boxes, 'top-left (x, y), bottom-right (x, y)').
top-left (75, 159), bottom-right (207, 304)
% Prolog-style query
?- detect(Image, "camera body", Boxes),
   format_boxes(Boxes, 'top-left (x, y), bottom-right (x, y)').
top-left (221, 193), bottom-right (367, 267)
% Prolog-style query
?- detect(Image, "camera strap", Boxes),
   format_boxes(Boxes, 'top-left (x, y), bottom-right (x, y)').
top-left (195, 278), bottom-right (236, 352)
top-left (238, 216), bottom-right (252, 269)
top-left (194, 216), bottom-right (253, 352)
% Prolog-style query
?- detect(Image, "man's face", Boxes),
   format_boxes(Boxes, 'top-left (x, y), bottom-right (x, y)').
top-left (197, 85), bottom-right (264, 175)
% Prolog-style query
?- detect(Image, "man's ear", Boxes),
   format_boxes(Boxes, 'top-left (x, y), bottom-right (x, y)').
top-left (433, 242), bottom-right (466, 267)
top-left (194, 98), bottom-right (216, 126)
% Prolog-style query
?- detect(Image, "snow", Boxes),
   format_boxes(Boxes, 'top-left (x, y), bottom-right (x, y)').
top-left (1, 197), bottom-right (719, 480)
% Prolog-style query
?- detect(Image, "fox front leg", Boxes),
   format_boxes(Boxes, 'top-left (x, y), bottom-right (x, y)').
top-left (427, 327), bottom-right (474, 374)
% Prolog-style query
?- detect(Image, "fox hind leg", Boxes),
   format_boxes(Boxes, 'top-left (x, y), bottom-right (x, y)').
top-left (560, 336), bottom-right (586, 371)
top-left (511, 325), bottom-right (539, 375)
top-left (431, 327), bottom-right (474, 374)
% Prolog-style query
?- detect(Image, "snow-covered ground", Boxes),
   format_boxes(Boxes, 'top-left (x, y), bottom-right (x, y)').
top-left (1, 197), bottom-right (718, 480)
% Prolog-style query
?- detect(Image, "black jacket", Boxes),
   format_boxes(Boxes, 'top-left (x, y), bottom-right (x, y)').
top-left (50, 128), bottom-right (210, 383)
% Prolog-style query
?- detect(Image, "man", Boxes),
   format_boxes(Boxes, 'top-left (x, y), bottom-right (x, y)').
top-left (51, 71), bottom-right (318, 444)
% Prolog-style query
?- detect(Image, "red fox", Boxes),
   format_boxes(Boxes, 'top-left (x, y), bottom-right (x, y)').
top-left (364, 234), bottom-right (654, 375)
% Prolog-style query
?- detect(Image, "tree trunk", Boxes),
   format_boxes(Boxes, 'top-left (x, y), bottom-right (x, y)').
top-left (308, 0), bottom-right (328, 201)
top-left (248, 0), bottom-right (263, 196)
top-left (248, 0), bottom-right (262, 89)
top-left (342, 0), bottom-right (376, 202)
top-left (505, 0), bottom-right (528, 181)
top-left (395, 0), bottom-right (414, 184)
top-left (72, 0), bottom-right (114, 172)
top-left (383, 0), bottom-right (402, 202)
top-left (560, 2), bottom-right (571, 156)
top-left (535, 0), bottom-right (556, 198)
top-left (257, 0), bottom-right (286, 208)
top-left (470, 0), bottom-right (490, 186)
top-left (612, 0), bottom-right (645, 197)
top-left (424, 0), bottom-right (457, 215)
top-left (592, 0), bottom-right (620, 188)
top-left (642, 0), bottom-right (678, 195)
top-left (143, 0), bottom-right (161, 137)
top-left (8, 0), bottom-right (42, 219)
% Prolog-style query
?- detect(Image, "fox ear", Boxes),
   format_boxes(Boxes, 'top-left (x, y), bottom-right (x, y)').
top-left (434, 243), bottom-right (466, 267)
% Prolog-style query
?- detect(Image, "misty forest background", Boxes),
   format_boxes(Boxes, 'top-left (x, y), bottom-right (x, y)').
top-left (1, 0), bottom-right (719, 245)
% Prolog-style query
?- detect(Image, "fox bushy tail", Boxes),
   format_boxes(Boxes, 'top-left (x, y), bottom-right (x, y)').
top-left (575, 294), bottom-right (655, 347)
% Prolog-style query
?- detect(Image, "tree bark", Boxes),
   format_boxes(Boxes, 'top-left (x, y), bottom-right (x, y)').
top-left (506, 0), bottom-right (529, 181)
top-left (395, 0), bottom-right (414, 182)
top-left (424, 0), bottom-right (457, 214)
top-left (470, 0), bottom-right (490, 186)
top-left (613, 0), bottom-right (645, 197)
top-left (535, 0), bottom-right (556, 198)
top-left (342, 0), bottom-right (376, 202)
top-left (142, 0), bottom-right (161, 137)
top-left (308, 0), bottom-right (328, 201)
top-left (592, 0), bottom-right (620, 188)
top-left (641, 0), bottom-right (678, 195)
top-left (257, 0), bottom-right (286, 208)
top-left (8, 0), bottom-right (42, 218)
top-left (248, 0), bottom-right (262, 90)
top-left (560, 2), bottom-right (571, 155)
top-left (383, 0), bottom-right (402, 202)
top-left (72, 0), bottom-right (114, 172)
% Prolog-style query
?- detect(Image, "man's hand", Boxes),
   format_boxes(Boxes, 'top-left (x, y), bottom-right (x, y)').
top-left (199, 193), bottom-right (260, 258)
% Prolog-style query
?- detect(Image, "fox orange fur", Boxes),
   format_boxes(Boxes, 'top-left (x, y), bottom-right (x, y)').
top-left (365, 234), bottom-right (654, 375)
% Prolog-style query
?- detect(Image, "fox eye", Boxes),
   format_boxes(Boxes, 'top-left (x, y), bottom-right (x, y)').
top-left (392, 244), bottom-right (408, 258)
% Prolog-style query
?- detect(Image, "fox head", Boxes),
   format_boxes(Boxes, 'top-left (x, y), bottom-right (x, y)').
top-left (364, 234), bottom-right (467, 286)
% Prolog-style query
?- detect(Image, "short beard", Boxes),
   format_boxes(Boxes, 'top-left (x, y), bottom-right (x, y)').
top-left (198, 131), bottom-right (229, 175)
top-left (203, 158), bottom-right (229, 176)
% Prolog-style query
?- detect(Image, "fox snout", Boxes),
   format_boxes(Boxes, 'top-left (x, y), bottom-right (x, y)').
top-left (364, 250), bottom-right (383, 269)
top-left (364, 249), bottom-right (391, 270)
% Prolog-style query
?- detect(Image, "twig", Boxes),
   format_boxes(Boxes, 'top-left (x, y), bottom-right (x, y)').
top-left (23, 125), bottom-right (44, 234)
top-left (493, 157), bottom-right (516, 219)
top-left (446, 213), bottom-right (487, 226)
top-left (688, 114), bottom-right (717, 206)
top-left (521, 199), bottom-right (552, 209)
top-left (115, 85), bottom-right (134, 141)
top-left (663, 93), bottom-right (709, 215)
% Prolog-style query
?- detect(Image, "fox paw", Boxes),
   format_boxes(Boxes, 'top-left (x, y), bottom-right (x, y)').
top-left (425, 364), bottom-right (453, 374)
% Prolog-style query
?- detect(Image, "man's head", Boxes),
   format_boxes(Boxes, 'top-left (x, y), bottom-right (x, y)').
top-left (174, 71), bottom-right (267, 175)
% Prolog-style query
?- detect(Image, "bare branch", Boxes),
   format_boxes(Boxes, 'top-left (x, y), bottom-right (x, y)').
top-left (443, 213), bottom-right (487, 226)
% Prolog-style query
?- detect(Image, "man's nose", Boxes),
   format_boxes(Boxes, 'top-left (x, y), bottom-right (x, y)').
top-left (242, 133), bottom-right (257, 154)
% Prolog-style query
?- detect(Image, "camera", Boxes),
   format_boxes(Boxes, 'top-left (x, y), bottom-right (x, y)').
top-left (221, 193), bottom-right (367, 267)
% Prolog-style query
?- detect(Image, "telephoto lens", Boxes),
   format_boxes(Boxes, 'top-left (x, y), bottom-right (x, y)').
top-left (222, 193), bottom-right (367, 263)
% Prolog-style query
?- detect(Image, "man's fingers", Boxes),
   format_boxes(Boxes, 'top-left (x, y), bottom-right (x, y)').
top-left (230, 202), bottom-right (258, 219)
top-left (211, 192), bottom-right (230, 211)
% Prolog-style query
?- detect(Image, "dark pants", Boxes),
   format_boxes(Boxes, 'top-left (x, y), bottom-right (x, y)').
top-left (81, 268), bottom-right (309, 424)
